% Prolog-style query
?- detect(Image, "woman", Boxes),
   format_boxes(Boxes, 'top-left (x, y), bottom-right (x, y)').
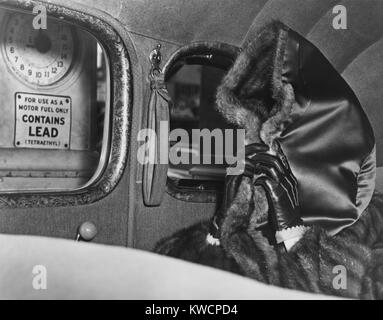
top-left (155, 21), bottom-right (382, 299)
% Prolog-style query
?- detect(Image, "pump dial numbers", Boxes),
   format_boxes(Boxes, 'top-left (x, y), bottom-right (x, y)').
top-left (3, 14), bottom-right (75, 87)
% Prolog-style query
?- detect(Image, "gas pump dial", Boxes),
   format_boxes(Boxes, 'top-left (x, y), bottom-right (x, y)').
top-left (2, 13), bottom-right (76, 87)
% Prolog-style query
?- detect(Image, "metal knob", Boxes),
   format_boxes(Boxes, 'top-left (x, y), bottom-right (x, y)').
top-left (76, 221), bottom-right (97, 242)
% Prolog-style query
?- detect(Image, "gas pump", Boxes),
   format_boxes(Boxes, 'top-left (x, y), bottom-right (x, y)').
top-left (0, 9), bottom-right (101, 191)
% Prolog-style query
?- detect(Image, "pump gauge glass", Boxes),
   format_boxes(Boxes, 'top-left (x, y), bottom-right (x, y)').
top-left (3, 13), bottom-right (75, 87)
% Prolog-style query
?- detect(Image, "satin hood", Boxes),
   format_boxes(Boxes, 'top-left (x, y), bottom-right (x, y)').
top-left (216, 21), bottom-right (376, 235)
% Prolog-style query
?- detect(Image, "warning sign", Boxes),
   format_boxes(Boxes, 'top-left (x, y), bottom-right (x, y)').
top-left (15, 93), bottom-right (71, 150)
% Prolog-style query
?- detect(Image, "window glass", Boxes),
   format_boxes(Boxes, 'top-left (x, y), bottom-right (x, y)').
top-left (0, 8), bottom-right (109, 192)
top-left (167, 62), bottom-right (237, 186)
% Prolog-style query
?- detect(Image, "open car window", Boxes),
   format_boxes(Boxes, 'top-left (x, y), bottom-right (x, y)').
top-left (166, 52), bottom-right (239, 194)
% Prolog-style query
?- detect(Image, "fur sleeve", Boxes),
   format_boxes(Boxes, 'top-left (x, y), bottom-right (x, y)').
top-left (221, 193), bottom-right (383, 299)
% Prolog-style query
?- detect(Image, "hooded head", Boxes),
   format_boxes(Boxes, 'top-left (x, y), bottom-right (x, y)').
top-left (216, 21), bottom-right (376, 235)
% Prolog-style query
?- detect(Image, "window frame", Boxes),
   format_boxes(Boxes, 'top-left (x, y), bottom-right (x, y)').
top-left (0, 0), bottom-right (132, 208)
top-left (163, 42), bottom-right (240, 203)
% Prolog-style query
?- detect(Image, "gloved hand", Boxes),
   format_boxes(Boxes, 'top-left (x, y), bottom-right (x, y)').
top-left (246, 142), bottom-right (307, 248)
top-left (209, 143), bottom-right (270, 239)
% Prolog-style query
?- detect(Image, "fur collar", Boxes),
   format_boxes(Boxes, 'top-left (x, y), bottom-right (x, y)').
top-left (216, 21), bottom-right (297, 147)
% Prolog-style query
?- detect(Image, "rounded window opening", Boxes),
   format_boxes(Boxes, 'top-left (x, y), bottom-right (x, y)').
top-left (166, 52), bottom-right (239, 192)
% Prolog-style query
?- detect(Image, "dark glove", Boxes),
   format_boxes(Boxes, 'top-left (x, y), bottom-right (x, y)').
top-left (209, 143), bottom-right (269, 238)
top-left (246, 142), bottom-right (304, 234)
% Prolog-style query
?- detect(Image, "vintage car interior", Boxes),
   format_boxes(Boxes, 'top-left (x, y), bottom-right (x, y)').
top-left (0, 0), bottom-right (383, 299)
